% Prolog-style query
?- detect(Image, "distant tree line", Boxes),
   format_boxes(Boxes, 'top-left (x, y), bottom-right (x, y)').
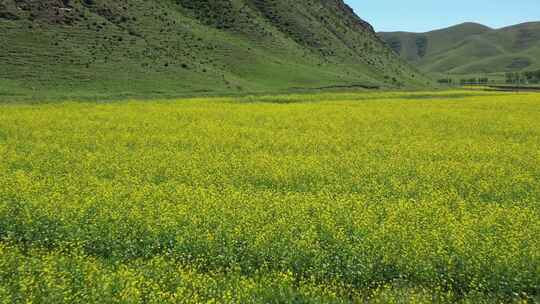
top-left (437, 78), bottom-right (453, 85)
top-left (437, 70), bottom-right (540, 86)
top-left (437, 77), bottom-right (490, 85)
top-left (505, 70), bottom-right (540, 84)
top-left (460, 77), bottom-right (489, 85)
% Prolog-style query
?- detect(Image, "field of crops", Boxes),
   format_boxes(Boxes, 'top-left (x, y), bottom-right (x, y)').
top-left (0, 91), bottom-right (539, 303)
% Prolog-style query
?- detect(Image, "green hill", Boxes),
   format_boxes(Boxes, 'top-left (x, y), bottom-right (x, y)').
top-left (0, 0), bottom-right (427, 100)
top-left (380, 22), bottom-right (540, 75)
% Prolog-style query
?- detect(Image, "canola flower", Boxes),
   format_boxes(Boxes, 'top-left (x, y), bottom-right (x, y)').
top-left (0, 90), bottom-right (539, 303)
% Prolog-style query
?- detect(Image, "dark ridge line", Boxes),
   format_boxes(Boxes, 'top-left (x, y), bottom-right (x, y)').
top-left (289, 84), bottom-right (380, 90)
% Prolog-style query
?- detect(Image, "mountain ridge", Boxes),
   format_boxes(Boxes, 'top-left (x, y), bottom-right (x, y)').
top-left (0, 0), bottom-right (427, 100)
top-left (379, 21), bottom-right (540, 75)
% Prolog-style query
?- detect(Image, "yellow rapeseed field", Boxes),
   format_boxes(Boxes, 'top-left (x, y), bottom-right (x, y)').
top-left (0, 90), bottom-right (539, 303)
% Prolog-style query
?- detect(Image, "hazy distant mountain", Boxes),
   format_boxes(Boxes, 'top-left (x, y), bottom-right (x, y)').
top-left (379, 22), bottom-right (540, 74)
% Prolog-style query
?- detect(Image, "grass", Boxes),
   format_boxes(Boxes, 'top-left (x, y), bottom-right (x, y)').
top-left (0, 90), bottom-right (539, 303)
top-left (0, 0), bottom-right (429, 99)
top-left (380, 22), bottom-right (540, 75)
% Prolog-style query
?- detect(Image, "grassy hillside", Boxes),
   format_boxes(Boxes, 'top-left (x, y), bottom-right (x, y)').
top-left (380, 22), bottom-right (540, 75)
top-left (380, 23), bottom-right (491, 62)
top-left (0, 0), bottom-right (427, 100)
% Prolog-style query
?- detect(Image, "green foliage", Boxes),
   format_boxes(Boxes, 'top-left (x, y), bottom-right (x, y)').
top-left (457, 77), bottom-right (489, 85)
top-left (437, 78), bottom-right (453, 85)
top-left (0, 91), bottom-right (539, 302)
top-left (505, 70), bottom-right (540, 84)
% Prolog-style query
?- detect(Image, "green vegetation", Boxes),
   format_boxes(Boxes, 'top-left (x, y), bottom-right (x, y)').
top-left (434, 69), bottom-right (540, 87)
top-left (505, 70), bottom-right (540, 85)
top-left (379, 22), bottom-right (540, 76)
top-left (1, 91), bottom-right (539, 303)
top-left (0, 0), bottom-right (428, 100)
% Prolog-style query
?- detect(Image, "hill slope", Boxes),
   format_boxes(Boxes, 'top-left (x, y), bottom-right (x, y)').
top-left (0, 0), bottom-right (426, 99)
top-left (380, 22), bottom-right (540, 75)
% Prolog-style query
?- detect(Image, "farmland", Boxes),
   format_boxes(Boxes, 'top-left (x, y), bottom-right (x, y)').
top-left (0, 90), bottom-right (539, 303)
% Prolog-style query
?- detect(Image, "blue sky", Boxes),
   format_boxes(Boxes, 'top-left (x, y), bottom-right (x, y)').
top-left (345, 0), bottom-right (540, 32)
